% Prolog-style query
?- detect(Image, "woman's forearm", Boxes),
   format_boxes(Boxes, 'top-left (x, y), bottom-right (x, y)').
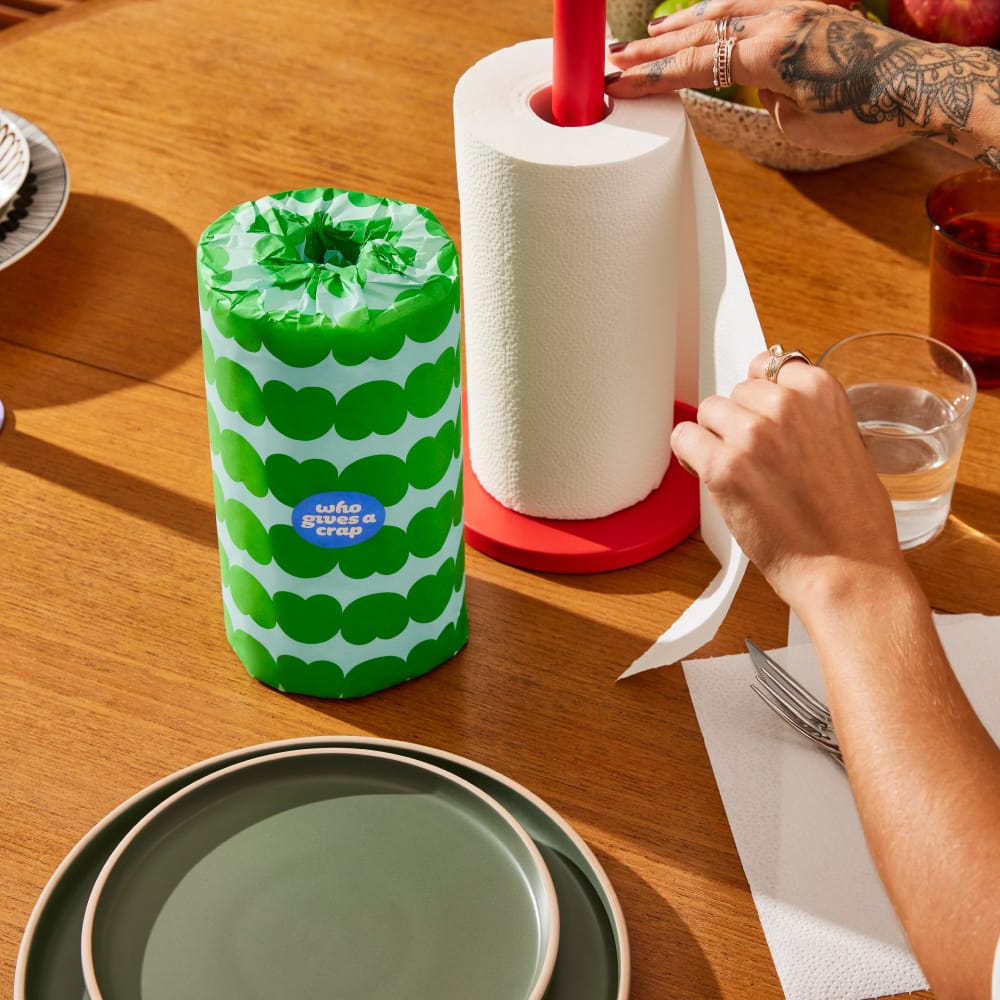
top-left (876, 41), bottom-right (1000, 168)
top-left (798, 567), bottom-right (1000, 999)
top-left (671, 353), bottom-right (1000, 997)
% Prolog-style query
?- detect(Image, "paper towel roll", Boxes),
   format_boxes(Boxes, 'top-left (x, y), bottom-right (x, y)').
top-left (456, 42), bottom-right (685, 520)
top-left (197, 188), bottom-right (468, 697)
top-left (454, 40), bottom-right (766, 668)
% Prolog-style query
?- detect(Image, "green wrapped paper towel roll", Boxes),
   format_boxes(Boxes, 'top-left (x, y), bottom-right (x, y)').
top-left (197, 187), bottom-right (467, 697)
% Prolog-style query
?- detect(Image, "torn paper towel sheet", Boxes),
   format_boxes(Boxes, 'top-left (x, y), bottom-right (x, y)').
top-left (683, 613), bottom-right (1000, 1000)
top-left (453, 39), bottom-right (763, 671)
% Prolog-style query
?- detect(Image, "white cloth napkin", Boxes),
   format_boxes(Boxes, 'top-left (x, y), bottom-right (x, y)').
top-left (683, 613), bottom-right (1000, 1000)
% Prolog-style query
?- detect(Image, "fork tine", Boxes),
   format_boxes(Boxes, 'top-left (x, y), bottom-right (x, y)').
top-left (751, 681), bottom-right (818, 735)
top-left (745, 639), bottom-right (832, 723)
top-left (756, 664), bottom-right (830, 730)
top-left (745, 638), bottom-right (845, 768)
top-left (750, 680), bottom-right (828, 742)
top-left (751, 683), bottom-right (828, 742)
top-left (751, 683), bottom-right (845, 767)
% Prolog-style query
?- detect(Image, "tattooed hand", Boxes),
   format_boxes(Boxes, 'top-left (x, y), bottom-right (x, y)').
top-left (606, 0), bottom-right (1000, 168)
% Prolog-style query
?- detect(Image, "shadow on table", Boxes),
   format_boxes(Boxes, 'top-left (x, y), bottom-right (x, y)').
top-left (0, 0), bottom-right (136, 42)
top-left (782, 140), bottom-right (967, 264)
top-left (907, 487), bottom-right (1000, 614)
top-left (515, 533), bottom-right (720, 603)
top-left (597, 851), bottom-right (727, 999)
top-left (950, 481), bottom-right (1000, 542)
top-left (0, 411), bottom-right (217, 546)
top-left (0, 192), bottom-right (210, 541)
top-left (0, 192), bottom-right (198, 405)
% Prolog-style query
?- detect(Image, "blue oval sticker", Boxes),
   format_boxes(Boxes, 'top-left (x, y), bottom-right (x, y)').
top-left (291, 491), bottom-right (386, 548)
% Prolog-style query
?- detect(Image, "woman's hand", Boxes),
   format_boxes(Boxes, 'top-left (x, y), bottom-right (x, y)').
top-left (606, 0), bottom-right (1000, 164)
top-left (670, 351), bottom-right (908, 609)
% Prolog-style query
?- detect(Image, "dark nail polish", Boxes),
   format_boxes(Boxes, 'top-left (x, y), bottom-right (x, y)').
top-left (648, 15), bottom-right (667, 26)
top-left (608, 39), bottom-right (629, 53)
top-left (604, 71), bottom-right (623, 85)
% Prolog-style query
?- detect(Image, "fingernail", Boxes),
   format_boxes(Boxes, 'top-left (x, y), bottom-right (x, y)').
top-left (648, 15), bottom-right (668, 26)
top-left (604, 71), bottom-right (623, 85)
top-left (608, 39), bottom-right (629, 53)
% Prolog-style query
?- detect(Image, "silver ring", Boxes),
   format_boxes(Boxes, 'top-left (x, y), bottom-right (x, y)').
top-left (765, 344), bottom-right (812, 382)
top-left (712, 19), bottom-right (737, 92)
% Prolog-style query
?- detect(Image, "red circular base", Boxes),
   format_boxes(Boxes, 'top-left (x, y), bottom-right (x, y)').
top-left (463, 400), bottom-right (700, 574)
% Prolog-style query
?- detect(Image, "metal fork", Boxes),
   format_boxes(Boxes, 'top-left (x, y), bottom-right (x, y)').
top-left (745, 639), bottom-right (844, 768)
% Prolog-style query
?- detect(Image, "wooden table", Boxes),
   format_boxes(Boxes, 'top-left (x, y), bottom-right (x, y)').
top-left (1, 1), bottom-right (996, 996)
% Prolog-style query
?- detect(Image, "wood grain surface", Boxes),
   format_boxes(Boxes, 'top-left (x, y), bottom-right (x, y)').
top-left (2, 1), bottom-right (994, 996)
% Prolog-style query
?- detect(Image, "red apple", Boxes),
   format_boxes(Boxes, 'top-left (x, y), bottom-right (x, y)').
top-left (887, 0), bottom-right (1000, 47)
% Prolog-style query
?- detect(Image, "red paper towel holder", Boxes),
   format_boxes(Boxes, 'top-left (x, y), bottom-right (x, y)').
top-left (462, 399), bottom-right (700, 574)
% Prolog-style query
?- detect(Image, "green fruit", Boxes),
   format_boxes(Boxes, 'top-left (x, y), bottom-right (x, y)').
top-left (864, 0), bottom-right (889, 22)
top-left (696, 85), bottom-right (739, 101)
top-left (651, 0), bottom-right (699, 16)
top-left (731, 84), bottom-right (764, 109)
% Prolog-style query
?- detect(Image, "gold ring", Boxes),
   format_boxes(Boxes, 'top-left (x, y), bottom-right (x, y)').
top-left (765, 344), bottom-right (812, 382)
top-left (712, 18), bottom-right (737, 92)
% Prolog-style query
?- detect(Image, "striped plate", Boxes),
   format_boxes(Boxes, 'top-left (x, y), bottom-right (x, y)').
top-left (0, 109), bottom-right (69, 271)
top-left (0, 115), bottom-right (30, 215)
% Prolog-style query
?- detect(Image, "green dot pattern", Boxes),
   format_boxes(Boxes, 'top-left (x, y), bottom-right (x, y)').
top-left (198, 187), bottom-right (467, 698)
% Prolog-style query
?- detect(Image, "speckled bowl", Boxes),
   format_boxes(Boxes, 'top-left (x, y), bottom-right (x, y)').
top-left (0, 116), bottom-right (30, 217)
top-left (679, 88), bottom-right (911, 172)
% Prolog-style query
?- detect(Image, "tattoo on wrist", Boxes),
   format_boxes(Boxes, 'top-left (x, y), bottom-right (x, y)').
top-left (778, 10), bottom-right (1000, 159)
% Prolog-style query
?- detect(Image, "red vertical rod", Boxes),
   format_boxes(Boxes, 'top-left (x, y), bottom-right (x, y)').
top-left (552, 0), bottom-right (608, 127)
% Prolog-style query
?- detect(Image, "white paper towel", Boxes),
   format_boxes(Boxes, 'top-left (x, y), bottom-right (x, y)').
top-left (683, 613), bottom-right (1000, 1000)
top-left (454, 39), bottom-right (764, 669)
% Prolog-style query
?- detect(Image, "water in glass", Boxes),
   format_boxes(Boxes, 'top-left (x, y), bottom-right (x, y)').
top-left (847, 383), bottom-right (961, 549)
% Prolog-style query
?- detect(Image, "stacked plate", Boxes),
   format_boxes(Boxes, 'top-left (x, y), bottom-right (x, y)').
top-left (15, 737), bottom-right (630, 1000)
top-left (0, 109), bottom-right (70, 272)
top-left (0, 114), bottom-right (30, 218)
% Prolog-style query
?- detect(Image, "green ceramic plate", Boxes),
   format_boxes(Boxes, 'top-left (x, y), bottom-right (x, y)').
top-left (15, 737), bottom-right (629, 1000)
top-left (81, 748), bottom-right (558, 1000)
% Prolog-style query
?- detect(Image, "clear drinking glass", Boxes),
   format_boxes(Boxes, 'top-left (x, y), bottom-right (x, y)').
top-left (817, 331), bottom-right (976, 550)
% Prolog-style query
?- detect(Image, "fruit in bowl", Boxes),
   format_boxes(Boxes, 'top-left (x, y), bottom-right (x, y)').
top-left (888, 0), bottom-right (1000, 46)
